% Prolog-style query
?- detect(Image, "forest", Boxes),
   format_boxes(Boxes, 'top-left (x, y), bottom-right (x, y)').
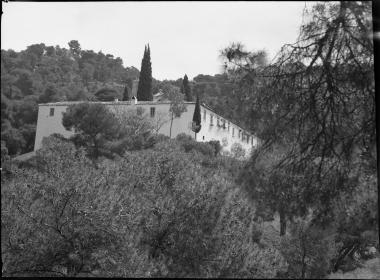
top-left (1, 1), bottom-right (378, 278)
top-left (1, 39), bottom-right (246, 158)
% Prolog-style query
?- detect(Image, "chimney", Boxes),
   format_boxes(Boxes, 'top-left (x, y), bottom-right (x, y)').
top-left (132, 96), bottom-right (138, 105)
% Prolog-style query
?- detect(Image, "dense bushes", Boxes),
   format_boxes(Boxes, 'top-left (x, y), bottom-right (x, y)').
top-left (1, 42), bottom-right (140, 156)
top-left (175, 133), bottom-right (221, 158)
top-left (279, 219), bottom-right (340, 279)
top-left (1, 135), bottom-right (287, 277)
top-left (3, 133), bottom-right (375, 278)
top-left (329, 172), bottom-right (379, 271)
top-left (62, 103), bottom-right (161, 161)
top-left (94, 88), bottom-right (122, 101)
top-left (2, 138), bottom-right (124, 276)
top-left (231, 142), bottom-right (246, 159)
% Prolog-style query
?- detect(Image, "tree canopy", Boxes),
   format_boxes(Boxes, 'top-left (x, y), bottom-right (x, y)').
top-left (122, 85), bottom-right (130, 101)
top-left (2, 133), bottom-right (287, 277)
top-left (222, 1), bottom-right (375, 234)
top-left (182, 74), bottom-right (192, 101)
top-left (62, 103), bottom-right (120, 160)
top-left (94, 88), bottom-right (122, 101)
top-left (1, 2), bottom-right (376, 278)
top-left (1, 41), bottom-right (140, 156)
top-left (192, 93), bottom-right (201, 133)
top-left (167, 87), bottom-right (187, 138)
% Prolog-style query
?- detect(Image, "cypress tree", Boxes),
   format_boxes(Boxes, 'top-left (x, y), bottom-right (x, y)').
top-left (123, 85), bottom-right (130, 101)
top-left (192, 93), bottom-right (201, 133)
top-left (137, 44), bottom-right (153, 101)
top-left (182, 74), bottom-right (192, 101)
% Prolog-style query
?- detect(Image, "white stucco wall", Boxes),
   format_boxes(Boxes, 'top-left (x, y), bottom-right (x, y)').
top-left (197, 106), bottom-right (257, 156)
top-left (34, 101), bottom-right (259, 157)
top-left (34, 101), bottom-right (197, 151)
top-left (34, 104), bottom-right (75, 151)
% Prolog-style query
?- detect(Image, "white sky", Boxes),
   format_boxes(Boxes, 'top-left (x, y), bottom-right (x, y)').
top-left (2, 1), bottom-right (313, 80)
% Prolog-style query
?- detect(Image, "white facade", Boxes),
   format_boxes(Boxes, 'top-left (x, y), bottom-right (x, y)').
top-left (34, 101), bottom-right (258, 156)
top-left (199, 105), bottom-right (258, 155)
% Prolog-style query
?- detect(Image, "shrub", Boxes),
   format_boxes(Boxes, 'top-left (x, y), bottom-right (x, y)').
top-left (328, 172), bottom-right (378, 270)
top-left (1, 138), bottom-right (129, 277)
top-left (209, 188), bottom-right (287, 278)
top-left (279, 219), bottom-right (340, 279)
top-left (153, 134), bottom-right (170, 144)
top-left (231, 142), bottom-right (246, 159)
top-left (2, 135), bottom-right (289, 278)
top-left (62, 102), bottom-right (120, 160)
top-left (94, 88), bottom-right (122, 101)
top-left (175, 133), bottom-right (215, 157)
top-left (175, 133), bottom-right (192, 142)
top-left (208, 140), bottom-right (222, 156)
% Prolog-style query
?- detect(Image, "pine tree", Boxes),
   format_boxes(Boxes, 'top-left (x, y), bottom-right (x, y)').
top-left (123, 85), bottom-right (130, 101)
top-left (137, 45), bottom-right (153, 101)
top-left (192, 93), bottom-right (201, 133)
top-left (182, 74), bottom-right (192, 101)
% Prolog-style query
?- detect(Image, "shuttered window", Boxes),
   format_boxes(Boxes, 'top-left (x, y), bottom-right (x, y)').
top-left (150, 107), bottom-right (155, 118)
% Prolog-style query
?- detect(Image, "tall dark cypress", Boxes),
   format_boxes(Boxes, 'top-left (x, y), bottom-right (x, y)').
top-left (182, 74), bottom-right (192, 101)
top-left (192, 93), bottom-right (201, 133)
top-left (137, 44), bottom-right (153, 101)
top-left (122, 85), bottom-right (130, 101)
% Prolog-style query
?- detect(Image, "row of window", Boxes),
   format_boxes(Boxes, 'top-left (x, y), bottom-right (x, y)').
top-left (204, 109), bottom-right (254, 146)
top-left (136, 107), bottom-right (156, 118)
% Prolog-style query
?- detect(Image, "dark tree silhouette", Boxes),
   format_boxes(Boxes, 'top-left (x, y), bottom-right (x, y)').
top-left (182, 74), bottom-right (192, 101)
top-left (94, 88), bottom-right (122, 101)
top-left (62, 103), bottom-right (119, 160)
top-left (192, 93), bottom-right (201, 134)
top-left (122, 85), bottom-right (130, 101)
top-left (223, 1), bottom-right (375, 235)
top-left (137, 45), bottom-right (153, 101)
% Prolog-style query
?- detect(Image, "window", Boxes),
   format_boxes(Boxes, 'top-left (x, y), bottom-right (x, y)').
top-left (203, 109), bottom-right (206, 121)
top-left (239, 130), bottom-right (241, 139)
top-left (232, 127), bottom-right (235, 137)
top-left (150, 107), bottom-right (155, 118)
top-left (217, 117), bottom-right (220, 127)
top-left (251, 137), bottom-right (254, 146)
top-left (210, 114), bottom-right (214, 125)
top-left (203, 136), bottom-right (205, 140)
top-left (49, 108), bottom-right (54, 116)
top-left (228, 122), bottom-right (230, 131)
top-left (222, 119), bottom-right (226, 129)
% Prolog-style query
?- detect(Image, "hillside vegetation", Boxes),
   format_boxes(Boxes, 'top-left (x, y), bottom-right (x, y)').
top-left (2, 134), bottom-right (287, 277)
top-left (1, 41), bottom-right (142, 156)
top-left (1, 1), bottom-right (378, 278)
top-left (1, 40), bottom-right (246, 157)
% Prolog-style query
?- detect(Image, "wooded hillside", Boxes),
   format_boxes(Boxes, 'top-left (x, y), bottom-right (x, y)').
top-left (0, 41), bottom-right (180, 156)
top-left (1, 2), bottom-right (378, 278)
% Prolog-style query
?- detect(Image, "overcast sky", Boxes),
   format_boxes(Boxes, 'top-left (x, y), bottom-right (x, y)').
top-left (2, 1), bottom-right (312, 80)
